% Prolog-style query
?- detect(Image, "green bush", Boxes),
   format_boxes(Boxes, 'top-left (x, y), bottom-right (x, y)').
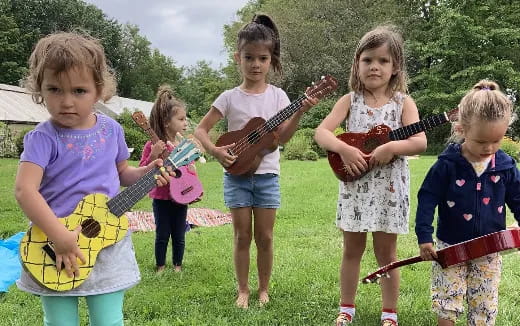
top-left (283, 131), bottom-right (311, 160)
top-left (116, 109), bottom-right (150, 160)
top-left (501, 137), bottom-right (520, 159)
top-left (303, 149), bottom-right (319, 161)
top-left (15, 128), bottom-right (34, 156)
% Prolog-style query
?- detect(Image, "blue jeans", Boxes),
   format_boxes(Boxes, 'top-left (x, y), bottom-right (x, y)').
top-left (152, 199), bottom-right (188, 267)
top-left (41, 290), bottom-right (125, 326)
top-left (223, 173), bottom-right (280, 208)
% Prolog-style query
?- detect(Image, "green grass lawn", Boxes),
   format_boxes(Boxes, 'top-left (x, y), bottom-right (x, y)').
top-left (1, 157), bottom-right (520, 325)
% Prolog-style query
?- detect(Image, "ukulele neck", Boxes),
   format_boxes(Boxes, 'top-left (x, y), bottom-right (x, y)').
top-left (264, 95), bottom-right (307, 132)
top-left (389, 111), bottom-right (449, 141)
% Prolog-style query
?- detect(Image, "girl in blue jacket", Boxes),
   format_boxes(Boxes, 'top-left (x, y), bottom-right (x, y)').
top-left (415, 80), bottom-right (520, 326)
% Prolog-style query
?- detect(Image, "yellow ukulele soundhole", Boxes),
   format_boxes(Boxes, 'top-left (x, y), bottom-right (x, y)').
top-left (19, 193), bottom-right (128, 291)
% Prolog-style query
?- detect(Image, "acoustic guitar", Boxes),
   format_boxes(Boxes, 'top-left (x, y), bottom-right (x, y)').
top-left (216, 75), bottom-right (338, 176)
top-left (327, 108), bottom-right (459, 182)
top-left (132, 111), bottom-right (203, 204)
top-left (19, 138), bottom-right (201, 291)
top-left (361, 228), bottom-right (520, 284)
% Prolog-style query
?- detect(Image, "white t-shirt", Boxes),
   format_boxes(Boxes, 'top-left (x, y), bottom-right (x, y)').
top-left (212, 84), bottom-right (291, 174)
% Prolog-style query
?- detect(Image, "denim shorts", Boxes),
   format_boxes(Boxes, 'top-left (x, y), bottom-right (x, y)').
top-left (223, 173), bottom-right (280, 208)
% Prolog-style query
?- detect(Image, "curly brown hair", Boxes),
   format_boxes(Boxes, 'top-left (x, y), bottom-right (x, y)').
top-left (24, 31), bottom-right (116, 104)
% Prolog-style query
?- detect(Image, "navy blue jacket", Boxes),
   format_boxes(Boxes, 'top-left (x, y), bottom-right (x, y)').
top-left (415, 143), bottom-right (520, 245)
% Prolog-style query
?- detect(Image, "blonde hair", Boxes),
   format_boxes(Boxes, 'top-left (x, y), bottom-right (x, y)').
top-left (149, 85), bottom-right (186, 141)
top-left (25, 31), bottom-right (116, 104)
top-left (451, 80), bottom-right (513, 142)
top-left (349, 25), bottom-right (407, 95)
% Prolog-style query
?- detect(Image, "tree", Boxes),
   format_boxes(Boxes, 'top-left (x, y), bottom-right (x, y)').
top-left (176, 61), bottom-right (230, 121)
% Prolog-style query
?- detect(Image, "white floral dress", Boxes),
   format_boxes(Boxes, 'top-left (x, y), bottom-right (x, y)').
top-left (336, 92), bottom-right (410, 234)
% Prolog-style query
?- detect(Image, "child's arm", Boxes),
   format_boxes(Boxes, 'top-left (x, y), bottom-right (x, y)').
top-left (139, 140), bottom-right (168, 167)
top-left (277, 97), bottom-right (319, 144)
top-left (314, 94), bottom-right (369, 176)
top-left (415, 161), bottom-right (446, 260)
top-left (14, 162), bottom-right (86, 278)
top-left (369, 96), bottom-right (427, 168)
top-left (194, 107), bottom-right (235, 168)
top-left (505, 166), bottom-right (520, 224)
top-left (117, 159), bottom-right (171, 187)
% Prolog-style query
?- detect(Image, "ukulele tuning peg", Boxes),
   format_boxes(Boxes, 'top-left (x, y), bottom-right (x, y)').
top-left (321, 75), bottom-right (325, 79)
top-left (198, 156), bottom-right (206, 164)
top-left (384, 272), bottom-right (391, 279)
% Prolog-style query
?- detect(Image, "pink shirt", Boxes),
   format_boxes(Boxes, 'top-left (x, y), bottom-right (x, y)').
top-left (139, 140), bottom-right (172, 200)
top-left (212, 85), bottom-right (290, 174)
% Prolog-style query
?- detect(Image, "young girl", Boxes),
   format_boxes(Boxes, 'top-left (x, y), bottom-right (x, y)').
top-left (14, 32), bottom-right (171, 325)
top-left (139, 85), bottom-right (190, 273)
top-left (415, 80), bottom-right (520, 326)
top-left (314, 26), bottom-right (427, 326)
top-left (194, 14), bottom-right (317, 308)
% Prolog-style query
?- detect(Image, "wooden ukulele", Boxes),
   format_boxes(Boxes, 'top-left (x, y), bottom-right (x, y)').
top-left (132, 111), bottom-right (203, 205)
top-left (216, 75), bottom-right (339, 176)
top-left (19, 138), bottom-right (201, 291)
top-left (327, 108), bottom-right (459, 182)
top-left (361, 228), bottom-right (520, 284)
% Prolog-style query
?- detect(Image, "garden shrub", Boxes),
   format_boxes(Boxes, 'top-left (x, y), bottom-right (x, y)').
top-left (501, 136), bottom-right (520, 159)
top-left (303, 149), bottom-right (318, 161)
top-left (15, 127), bottom-right (34, 156)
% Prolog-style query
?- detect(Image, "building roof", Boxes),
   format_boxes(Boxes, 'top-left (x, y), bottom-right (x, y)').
top-left (0, 84), bottom-right (49, 124)
top-left (0, 83), bottom-right (154, 124)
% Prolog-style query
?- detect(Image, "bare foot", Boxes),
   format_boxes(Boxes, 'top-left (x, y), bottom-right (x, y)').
top-left (235, 291), bottom-right (249, 309)
top-left (155, 265), bottom-right (165, 274)
top-left (258, 291), bottom-right (269, 306)
top-left (174, 265), bottom-right (182, 272)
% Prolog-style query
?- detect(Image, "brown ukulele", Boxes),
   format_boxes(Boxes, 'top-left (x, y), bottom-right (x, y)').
top-left (216, 75), bottom-right (338, 176)
top-left (327, 108), bottom-right (459, 182)
top-left (361, 228), bottom-right (520, 284)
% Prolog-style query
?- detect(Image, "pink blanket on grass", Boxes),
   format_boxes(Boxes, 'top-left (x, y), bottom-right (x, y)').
top-left (125, 208), bottom-right (232, 232)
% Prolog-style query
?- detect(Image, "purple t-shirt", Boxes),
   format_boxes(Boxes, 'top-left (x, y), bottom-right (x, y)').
top-left (20, 113), bottom-right (129, 217)
top-left (17, 113), bottom-right (140, 296)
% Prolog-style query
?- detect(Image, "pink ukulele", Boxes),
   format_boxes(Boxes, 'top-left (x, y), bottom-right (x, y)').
top-left (132, 111), bottom-right (204, 204)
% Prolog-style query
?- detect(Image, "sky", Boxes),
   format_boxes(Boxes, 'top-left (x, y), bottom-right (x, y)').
top-left (83, 0), bottom-right (250, 68)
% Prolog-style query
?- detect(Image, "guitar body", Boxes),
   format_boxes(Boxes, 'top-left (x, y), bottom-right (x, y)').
top-left (169, 165), bottom-right (204, 204)
top-left (361, 229), bottom-right (520, 284)
top-left (327, 125), bottom-right (392, 182)
top-left (435, 229), bottom-right (520, 268)
top-left (216, 117), bottom-right (278, 176)
top-left (19, 193), bottom-right (128, 291)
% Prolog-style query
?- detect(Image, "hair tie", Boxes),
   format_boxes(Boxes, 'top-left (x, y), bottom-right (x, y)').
top-left (481, 86), bottom-right (491, 90)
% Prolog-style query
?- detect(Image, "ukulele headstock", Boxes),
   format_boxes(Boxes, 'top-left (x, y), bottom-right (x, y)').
top-left (131, 111), bottom-right (151, 129)
top-left (361, 271), bottom-right (391, 284)
top-left (305, 75), bottom-right (339, 100)
top-left (167, 138), bottom-right (203, 168)
top-left (446, 107), bottom-right (459, 122)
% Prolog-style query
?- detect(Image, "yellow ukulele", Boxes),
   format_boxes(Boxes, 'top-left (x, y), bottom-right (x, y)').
top-left (19, 138), bottom-right (201, 291)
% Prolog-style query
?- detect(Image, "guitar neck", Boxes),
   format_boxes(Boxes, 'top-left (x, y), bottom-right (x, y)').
top-left (264, 95), bottom-right (307, 132)
top-left (389, 111), bottom-right (449, 141)
top-left (106, 157), bottom-right (176, 217)
top-left (362, 255), bottom-right (423, 283)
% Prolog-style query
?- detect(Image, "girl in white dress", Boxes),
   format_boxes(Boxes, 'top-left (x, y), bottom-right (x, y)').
top-left (314, 26), bottom-right (427, 326)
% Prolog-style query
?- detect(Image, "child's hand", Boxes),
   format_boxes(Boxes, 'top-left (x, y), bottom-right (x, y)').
top-left (212, 143), bottom-right (236, 168)
top-left (419, 242), bottom-right (437, 261)
top-left (151, 140), bottom-right (167, 158)
top-left (53, 226), bottom-right (86, 278)
top-left (147, 159), bottom-right (174, 186)
top-left (338, 145), bottom-right (369, 176)
top-left (300, 95), bottom-right (319, 113)
top-left (368, 143), bottom-right (396, 169)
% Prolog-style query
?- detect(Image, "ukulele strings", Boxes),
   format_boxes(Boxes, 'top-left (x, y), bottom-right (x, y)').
top-left (227, 83), bottom-right (331, 155)
top-left (228, 84), bottom-right (330, 155)
top-left (229, 87), bottom-right (328, 156)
